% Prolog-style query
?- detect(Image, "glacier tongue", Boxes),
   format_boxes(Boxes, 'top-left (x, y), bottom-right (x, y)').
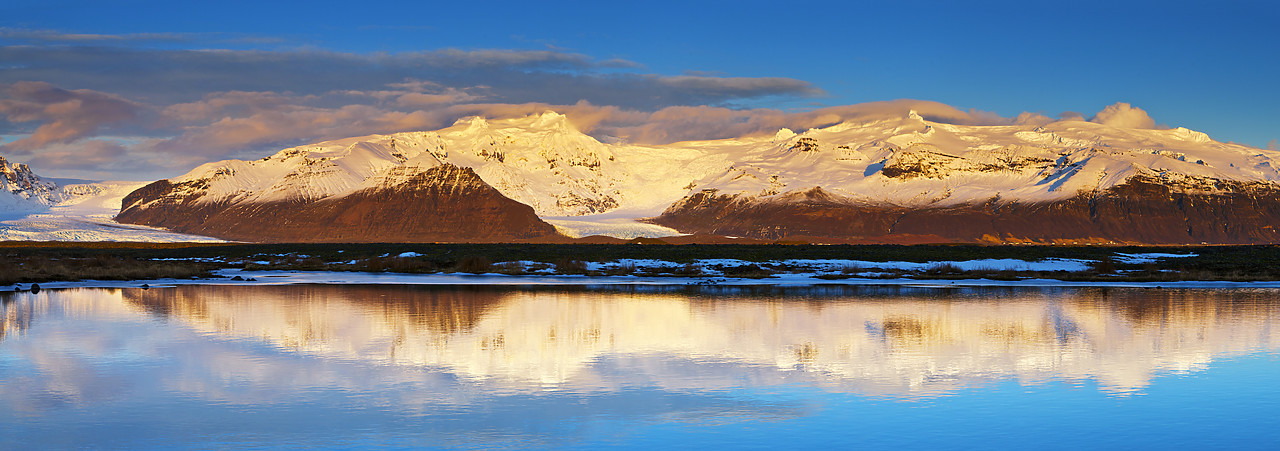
top-left (2, 156), bottom-right (224, 241)
top-left (1, 179), bottom-right (224, 242)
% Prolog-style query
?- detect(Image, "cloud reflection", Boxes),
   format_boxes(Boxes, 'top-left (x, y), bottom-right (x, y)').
top-left (106, 285), bottom-right (1280, 397)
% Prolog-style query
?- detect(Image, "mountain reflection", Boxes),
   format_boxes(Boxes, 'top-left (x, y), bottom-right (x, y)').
top-left (1, 291), bottom-right (31, 342)
top-left (111, 285), bottom-right (1280, 397)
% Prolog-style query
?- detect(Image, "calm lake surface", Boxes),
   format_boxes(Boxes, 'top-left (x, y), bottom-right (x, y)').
top-left (3, 284), bottom-right (1279, 449)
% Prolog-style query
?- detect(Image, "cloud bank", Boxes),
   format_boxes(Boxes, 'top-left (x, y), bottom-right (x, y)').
top-left (0, 81), bottom-right (141, 151)
top-left (0, 35), bottom-right (1204, 180)
top-left (0, 46), bottom-right (820, 109)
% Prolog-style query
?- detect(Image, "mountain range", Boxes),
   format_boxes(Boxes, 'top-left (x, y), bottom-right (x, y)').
top-left (9, 109), bottom-right (1280, 244)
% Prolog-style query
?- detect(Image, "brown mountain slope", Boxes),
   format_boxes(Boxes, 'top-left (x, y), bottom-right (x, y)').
top-left (115, 164), bottom-right (563, 243)
top-left (650, 175), bottom-right (1280, 244)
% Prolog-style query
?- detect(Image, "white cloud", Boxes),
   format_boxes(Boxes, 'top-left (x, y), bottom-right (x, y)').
top-left (1090, 102), bottom-right (1156, 129)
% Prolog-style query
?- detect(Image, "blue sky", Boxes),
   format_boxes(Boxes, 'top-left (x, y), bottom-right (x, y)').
top-left (1, 0), bottom-right (1277, 179)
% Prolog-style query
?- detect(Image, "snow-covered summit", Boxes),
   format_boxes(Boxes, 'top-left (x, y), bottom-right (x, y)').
top-left (1, 156), bottom-right (68, 213)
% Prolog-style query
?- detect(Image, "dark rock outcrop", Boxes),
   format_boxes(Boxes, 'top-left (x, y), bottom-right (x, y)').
top-left (116, 164), bottom-right (562, 242)
top-left (650, 176), bottom-right (1280, 244)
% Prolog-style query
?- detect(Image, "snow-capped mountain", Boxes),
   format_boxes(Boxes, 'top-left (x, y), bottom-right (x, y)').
top-left (117, 109), bottom-right (1280, 244)
top-left (116, 112), bottom-right (721, 242)
top-left (652, 112), bottom-right (1280, 243)
top-left (681, 110), bottom-right (1279, 205)
top-left (1, 156), bottom-right (69, 214)
top-left (146, 112), bottom-right (720, 218)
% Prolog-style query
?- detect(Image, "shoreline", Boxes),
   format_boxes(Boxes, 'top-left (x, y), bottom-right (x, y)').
top-left (7, 243), bottom-right (1279, 287)
top-left (15, 268), bottom-right (1280, 291)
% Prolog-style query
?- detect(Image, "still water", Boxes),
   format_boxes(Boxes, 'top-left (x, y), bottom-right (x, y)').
top-left (2, 284), bottom-right (1279, 449)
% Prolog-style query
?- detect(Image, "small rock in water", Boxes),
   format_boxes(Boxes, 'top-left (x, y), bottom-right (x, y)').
top-left (247, 277), bottom-right (257, 281)
top-left (30, 283), bottom-right (40, 294)
top-left (231, 276), bottom-right (245, 281)
top-left (140, 284), bottom-right (150, 290)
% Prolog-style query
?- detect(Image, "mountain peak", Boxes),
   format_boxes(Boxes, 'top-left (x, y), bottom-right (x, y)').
top-left (1, 154), bottom-right (68, 210)
top-left (531, 110), bottom-right (571, 129)
top-left (453, 116), bottom-right (490, 132)
top-left (1168, 127), bottom-right (1211, 143)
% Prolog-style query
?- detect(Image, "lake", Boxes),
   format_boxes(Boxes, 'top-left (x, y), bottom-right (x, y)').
top-left (3, 284), bottom-right (1279, 449)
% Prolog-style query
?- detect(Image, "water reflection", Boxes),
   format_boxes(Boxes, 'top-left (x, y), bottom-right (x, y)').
top-left (4, 285), bottom-right (1280, 448)
top-left (92, 285), bottom-right (1280, 396)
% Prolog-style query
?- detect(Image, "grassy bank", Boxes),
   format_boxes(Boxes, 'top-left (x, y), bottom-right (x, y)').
top-left (1, 254), bottom-right (217, 285)
top-left (3, 242), bottom-right (1279, 284)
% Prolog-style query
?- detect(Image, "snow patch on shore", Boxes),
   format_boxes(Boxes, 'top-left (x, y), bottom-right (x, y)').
top-left (1113, 252), bottom-right (1198, 264)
